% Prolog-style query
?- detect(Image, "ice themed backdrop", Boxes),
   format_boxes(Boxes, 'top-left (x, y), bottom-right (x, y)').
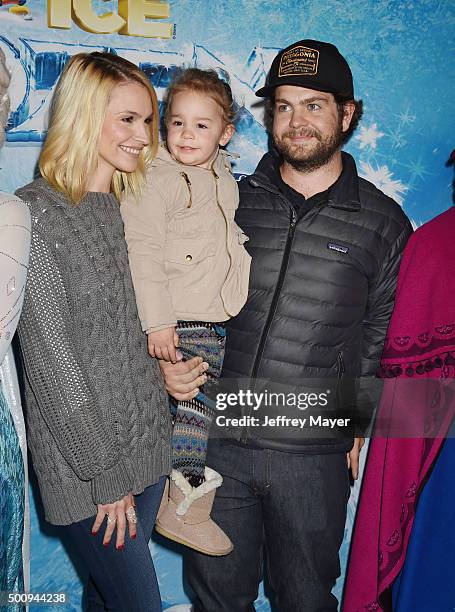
top-left (1, 0), bottom-right (454, 609)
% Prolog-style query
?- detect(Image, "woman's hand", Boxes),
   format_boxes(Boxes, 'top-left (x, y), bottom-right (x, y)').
top-left (147, 326), bottom-right (179, 363)
top-left (92, 492), bottom-right (137, 549)
top-left (159, 356), bottom-right (208, 401)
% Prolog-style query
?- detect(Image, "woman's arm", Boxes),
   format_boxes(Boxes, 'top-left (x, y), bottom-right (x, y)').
top-left (19, 228), bottom-right (132, 505)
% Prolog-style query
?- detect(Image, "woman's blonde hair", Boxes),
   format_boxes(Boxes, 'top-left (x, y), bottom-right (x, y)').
top-left (39, 52), bottom-right (158, 204)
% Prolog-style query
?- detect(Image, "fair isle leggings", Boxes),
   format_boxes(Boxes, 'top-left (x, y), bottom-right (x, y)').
top-left (171, 321), bottom-right (226, 486)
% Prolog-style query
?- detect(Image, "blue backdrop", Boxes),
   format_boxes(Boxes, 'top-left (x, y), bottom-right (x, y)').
top-left (1, 1), bottom-right (454, 610)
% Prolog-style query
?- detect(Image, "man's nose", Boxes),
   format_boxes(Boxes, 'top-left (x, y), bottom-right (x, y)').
top-left (289, 107), bottom-right (310, 129)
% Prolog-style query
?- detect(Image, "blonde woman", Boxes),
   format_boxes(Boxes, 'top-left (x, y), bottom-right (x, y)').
top-left (16, 53), bottom-right (171, 611)
top-left (0, 46), bottom-right (30, 607)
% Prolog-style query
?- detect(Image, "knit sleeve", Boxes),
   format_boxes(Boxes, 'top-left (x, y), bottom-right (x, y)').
top-left (18, 228), bottom-right (132, 505)
top-left (121, 175), bottom-right (177, 333)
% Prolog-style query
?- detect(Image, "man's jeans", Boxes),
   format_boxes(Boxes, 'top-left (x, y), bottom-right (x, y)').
top-left (185, 439), bottom-right (350, 612)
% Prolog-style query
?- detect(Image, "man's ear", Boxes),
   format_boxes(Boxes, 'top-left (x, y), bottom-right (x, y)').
top-left (341, 102), bottom-right (355, 133)
top-left (219, 123), bottom-right (235, 147)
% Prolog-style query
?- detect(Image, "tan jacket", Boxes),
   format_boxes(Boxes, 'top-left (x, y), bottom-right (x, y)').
top-left (121, 144), bottom-right (251, 333)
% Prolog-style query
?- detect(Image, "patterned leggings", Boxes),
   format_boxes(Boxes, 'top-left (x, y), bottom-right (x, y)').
top-left (171, 321), bottom-right (226, 487)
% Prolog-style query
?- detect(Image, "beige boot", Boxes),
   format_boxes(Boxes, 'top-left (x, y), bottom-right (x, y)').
top-left (155, 467), bottom-right (233, 556)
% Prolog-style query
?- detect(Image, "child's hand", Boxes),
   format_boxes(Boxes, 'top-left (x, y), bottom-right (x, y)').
top-left (147, 327), bottom-right (179, 363)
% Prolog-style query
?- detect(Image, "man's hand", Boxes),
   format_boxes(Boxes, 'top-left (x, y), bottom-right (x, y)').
top-left (147, 326), bottom-right (179, 363)
top-left (346, 437), bottom-right (365, 480)
top-left (159, 356), bottom-right (208, 401)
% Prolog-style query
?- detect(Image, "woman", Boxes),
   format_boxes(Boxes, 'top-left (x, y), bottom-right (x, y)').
top-left (0, 47), bottom-right (30, 607)
top-left (343, 203), bottom-right (455, 610)
top-left (16, 52), bottom-right (172, 611)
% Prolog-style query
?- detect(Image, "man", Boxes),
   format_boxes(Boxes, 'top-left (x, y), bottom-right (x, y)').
top-left (161, 39), bottom-right (412, 611)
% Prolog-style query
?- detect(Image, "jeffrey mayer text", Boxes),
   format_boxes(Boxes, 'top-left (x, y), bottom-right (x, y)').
top-left (215, 415), bottom-right (351, 429)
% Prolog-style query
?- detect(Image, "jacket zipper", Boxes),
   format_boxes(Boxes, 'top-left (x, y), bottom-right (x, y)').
top-left (337, 351), bottom-right (345, 378)
top-left (240, 178), bottom-right (327, 443)
top-left (180, 172), bottom-right (192, 208)
top-left (212, 167), bottom-right (235, 318)
top-left (336, 351), bottom-right (346, 416)
top-left (239, 206), bottom-right (297, 443)
top-left (247, 177), bottom-right (328, 385)
top-left (250, 196), bottom-right (298, 384)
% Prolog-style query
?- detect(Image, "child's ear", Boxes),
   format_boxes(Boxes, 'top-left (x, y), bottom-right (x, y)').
top-left (219, 123), bottom-right (235, 147)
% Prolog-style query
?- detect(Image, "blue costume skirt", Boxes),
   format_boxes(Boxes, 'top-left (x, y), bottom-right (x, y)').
top-left (0, 384), bottom-right (25, 610)
top-left (392, 420), bottom-right (455, 611)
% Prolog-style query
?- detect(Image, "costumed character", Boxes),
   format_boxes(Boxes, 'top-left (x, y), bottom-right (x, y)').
top-left (0, 46), bottom-right (31, 607)
top-left (344, 201), bottom-right (455, 611)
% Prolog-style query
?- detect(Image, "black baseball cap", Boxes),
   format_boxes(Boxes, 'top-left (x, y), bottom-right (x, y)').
top-left (255, 39), bottom-right (354, 99)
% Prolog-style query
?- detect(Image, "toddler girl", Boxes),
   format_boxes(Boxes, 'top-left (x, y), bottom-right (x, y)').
top-left (122, 68), bottom-right (251, 556)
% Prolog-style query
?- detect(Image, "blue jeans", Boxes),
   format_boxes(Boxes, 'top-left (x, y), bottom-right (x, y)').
top-left (60, 478), bottom-right (166, 612)
top-left (185, 440), bottom-right (350, 612)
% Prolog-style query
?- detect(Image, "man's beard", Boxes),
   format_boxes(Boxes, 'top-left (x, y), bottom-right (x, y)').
top-left (273, 119), bottom-right (344, 172)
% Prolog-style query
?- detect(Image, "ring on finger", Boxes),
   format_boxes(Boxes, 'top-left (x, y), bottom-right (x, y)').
top-left (126, 506), bottom-right (137, 524)
top-left (106, 513), bottom-right (117, 525)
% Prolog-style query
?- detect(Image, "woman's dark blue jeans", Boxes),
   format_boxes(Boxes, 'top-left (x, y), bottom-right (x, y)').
top-left (60, 477), bottom-right (166, 612)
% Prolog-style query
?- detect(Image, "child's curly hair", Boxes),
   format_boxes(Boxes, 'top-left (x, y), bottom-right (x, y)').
top-left (164, 67), bottom-right (235, 126)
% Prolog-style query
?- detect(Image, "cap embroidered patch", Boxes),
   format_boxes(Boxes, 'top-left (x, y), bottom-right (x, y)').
top-left (278, 46), bottom-right (319, 77)
top-left (327, 242), bottom-right (349, 254)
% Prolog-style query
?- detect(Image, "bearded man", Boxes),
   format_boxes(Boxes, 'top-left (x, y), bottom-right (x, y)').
top-left (161, 39), bottom-right (413, 611)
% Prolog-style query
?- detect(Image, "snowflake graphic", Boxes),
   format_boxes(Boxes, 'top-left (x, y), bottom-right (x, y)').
top-left (356, 123), bottom-right (385, 150)
top-left (403, 156), bottom-right (431, 183)
top-left (398, 108), bottom-right (416, 125)
top-left (387, 128), bottom-right (408, 149)
top-left (359, 161), bottom-right (408, 206)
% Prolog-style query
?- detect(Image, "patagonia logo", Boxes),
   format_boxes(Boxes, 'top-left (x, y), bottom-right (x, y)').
top-left (279, 46), bottom-right (319, 77)
top-left (327, 242), bottom-right (349, 254)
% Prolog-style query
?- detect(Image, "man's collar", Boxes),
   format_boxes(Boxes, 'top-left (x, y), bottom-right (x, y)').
top-left (327, 152), bottom-right (361, 211)
top-left (252, 149), bottom-right (361, 211)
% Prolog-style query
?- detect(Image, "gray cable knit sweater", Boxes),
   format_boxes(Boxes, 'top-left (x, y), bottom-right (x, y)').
top-left (16, 178), bottom-right (172, 525)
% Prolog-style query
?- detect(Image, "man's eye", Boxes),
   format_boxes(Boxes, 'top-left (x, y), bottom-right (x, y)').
top-left (277, 104), bottom-right (291, 112)
top-left (308, 103), bottom-right (321, 111)
top-left (197, 123), bottom-right (208, 129)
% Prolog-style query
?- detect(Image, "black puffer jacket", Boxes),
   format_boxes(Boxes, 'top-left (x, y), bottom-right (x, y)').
top-left (221, 151), bottom-right (413, 453)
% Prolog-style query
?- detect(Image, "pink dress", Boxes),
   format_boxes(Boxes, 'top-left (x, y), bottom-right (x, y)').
top-left (343, 207), bottom-right (455, 611)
